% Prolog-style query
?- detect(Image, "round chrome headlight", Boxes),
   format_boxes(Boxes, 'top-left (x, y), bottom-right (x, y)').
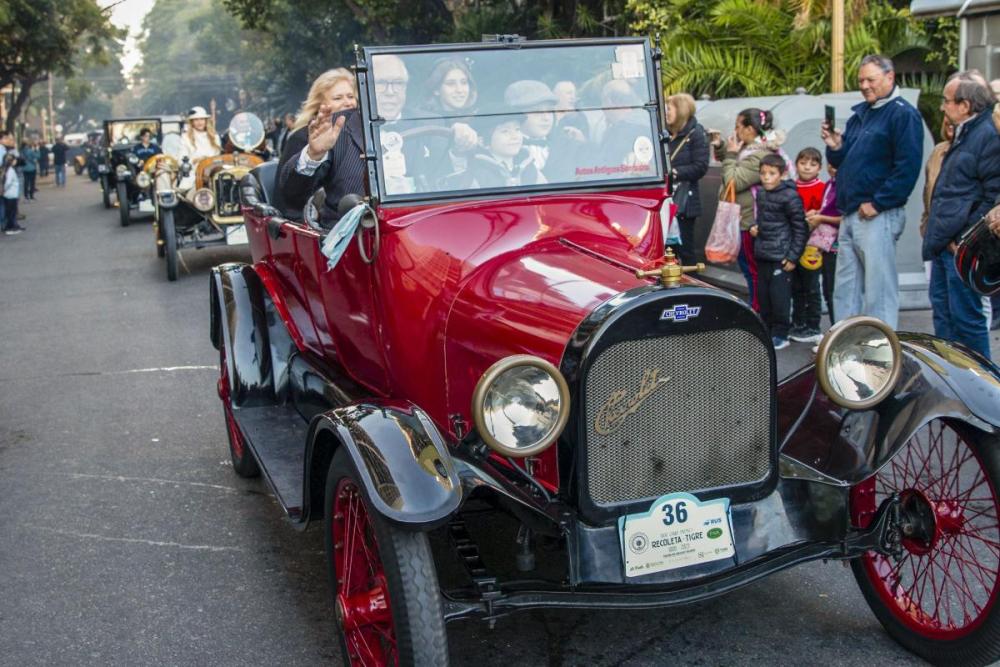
top-left (115, 164), bottom-right (129, 177)
top-left (471, 355), bottom-right (570, 458)
top-left (192, 188), bottom-right (215, 212)
top-left (128, 154), bottom-right (140, 165)
top-left (136, 171), bottom-right (151, 189)
top-left (815, 316), bottom-right (902, 410)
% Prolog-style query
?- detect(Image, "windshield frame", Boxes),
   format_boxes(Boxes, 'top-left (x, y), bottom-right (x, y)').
top-left (356, 37), bottom-right (666, 207)
top-left (103, 118), bottom-right (164, 149)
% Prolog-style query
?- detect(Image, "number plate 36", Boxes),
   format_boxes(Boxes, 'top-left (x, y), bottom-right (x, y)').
top-left (618, 492), bottom-right (735, 577)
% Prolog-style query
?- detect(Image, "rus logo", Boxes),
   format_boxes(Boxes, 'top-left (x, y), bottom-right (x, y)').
top-left (593, 368), bottom-right (670, 435)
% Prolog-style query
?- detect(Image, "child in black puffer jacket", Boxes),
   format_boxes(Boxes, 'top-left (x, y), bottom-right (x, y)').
top-left (749, 153), bottom-right (808, 349)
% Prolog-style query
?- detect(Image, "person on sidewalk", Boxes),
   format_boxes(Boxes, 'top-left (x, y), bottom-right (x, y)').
top-left (748, 153), bottom-right (808, 350)
top-left (821, 54), bottom-right (923, 329)
top-left (2, 153), bottom-right (23, 234)
top-left (52, 136), bottom-right (68, 188)
top-left (924, 74), bottom-right (1000, 360)
top-left (21, 140), bottom-right (38, 200)
top-left (665, 92), bottom-right (710, 265)
top-left (790, 147), bottom-right (826, 343)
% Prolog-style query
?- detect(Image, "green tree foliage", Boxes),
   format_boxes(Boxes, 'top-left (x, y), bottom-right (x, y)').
top-left (218, 0), bottom-right (630, 111)
top-left (0, 0), bottom-right (118, 131)
top-left (627, 0), bottom-right (940, 98)
top-left (54, 37), bottom-right (127, 132)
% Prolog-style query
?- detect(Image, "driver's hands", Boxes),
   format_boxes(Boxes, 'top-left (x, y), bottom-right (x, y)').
top-left (306, 104), bottom-right (345, 161)
top-left (562, 126), bottom-right (586, 143)
top-left (451, 122), bottom-right (478, 152)
top-left (821, 122), bottom-right (842, 150)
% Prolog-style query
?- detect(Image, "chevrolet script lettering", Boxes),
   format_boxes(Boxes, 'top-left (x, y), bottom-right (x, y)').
top-left (661, 304), bottom-right (701, 322)
top-left (594, 369), bottom-right (670, 435)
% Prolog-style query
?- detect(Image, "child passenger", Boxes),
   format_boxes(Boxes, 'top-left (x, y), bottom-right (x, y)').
top-left (461, 116), bottom-right (543, 189)
top-left (748, 153), bottom-right (808, 349)
top-left (790, 147), bottom-right (825, 344)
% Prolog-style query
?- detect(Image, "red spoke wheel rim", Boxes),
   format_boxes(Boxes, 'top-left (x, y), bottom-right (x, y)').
top-left (852, 420), bottom-right (1000, 640)
top-left (332, 478), bottom-right (397, 666)
top-left (217, 345), bottom-right (246, 458)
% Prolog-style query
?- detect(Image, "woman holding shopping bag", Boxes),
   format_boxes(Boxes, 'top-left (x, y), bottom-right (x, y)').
top-left (710, 108), bottom-right (790, 310)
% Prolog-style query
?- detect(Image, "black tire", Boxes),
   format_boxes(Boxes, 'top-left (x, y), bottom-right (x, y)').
top-left (851, 420), bottom-right (1000, 666)
top-left (324, 449), bottom-right (448, 666)
top-left (73, 162), bottom-right (83, 176)
top-left (155, 218), bottom-right (165, 258)
top-left (162, 209), bottom-right (178, 281)
top-left (218, 342), bottom-right (260, 478)
top-left (101, 177), bottom-right (111, 208)
top-left (117, 182), bottom-right (131, 227)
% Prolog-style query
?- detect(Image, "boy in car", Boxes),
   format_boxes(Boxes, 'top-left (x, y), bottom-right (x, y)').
top-left (749, 153), bottom-right (809, 349)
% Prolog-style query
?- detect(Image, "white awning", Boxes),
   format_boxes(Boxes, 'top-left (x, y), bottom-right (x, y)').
top-left (910, 0), bottom-right (1000, 17)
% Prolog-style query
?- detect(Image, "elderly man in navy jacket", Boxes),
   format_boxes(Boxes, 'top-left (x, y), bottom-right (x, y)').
top-left (925, 74), bottom-right (1000, 359)
top-left (821, 55), bottom-right (923, 329)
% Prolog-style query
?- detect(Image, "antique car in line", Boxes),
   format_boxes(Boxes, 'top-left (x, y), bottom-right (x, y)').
top-left (99, 117), bottom-right (165, 225)
top-left (153, 112), bottom-right (264, 281)
top-left (212, 38), bottom-right (1000, 666)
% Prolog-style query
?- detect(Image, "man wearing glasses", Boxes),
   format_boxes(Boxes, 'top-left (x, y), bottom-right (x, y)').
top-left (925, 73), bottom-right (1000, 359)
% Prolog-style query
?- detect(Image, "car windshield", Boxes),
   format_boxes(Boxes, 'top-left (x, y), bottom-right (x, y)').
top-left (363, 40), bottom-right (662, 202)
top-left (107, 120), bottom-right (161, 146)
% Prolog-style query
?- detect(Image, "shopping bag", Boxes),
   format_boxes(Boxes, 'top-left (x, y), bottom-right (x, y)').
top-left (660, 197), bottom-right (681, 246)
top-left (705, 181), bottom-right (740, 264)
top-left (808, 222), bottom-right (838, 252)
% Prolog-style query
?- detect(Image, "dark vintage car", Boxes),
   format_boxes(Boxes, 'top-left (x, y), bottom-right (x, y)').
top-left (152, 112), bottom-right (264, 281)
top-left (100, 117), bottom-right (165, 226)
top-left (212, 38), bottom-right (1000, 666)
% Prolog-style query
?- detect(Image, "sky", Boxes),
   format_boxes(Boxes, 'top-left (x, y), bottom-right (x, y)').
top-left (100, 0), bottom-right (156, 78)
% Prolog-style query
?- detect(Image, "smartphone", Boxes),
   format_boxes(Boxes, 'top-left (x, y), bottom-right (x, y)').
top-left (824, 105), bottom-right (835, 130)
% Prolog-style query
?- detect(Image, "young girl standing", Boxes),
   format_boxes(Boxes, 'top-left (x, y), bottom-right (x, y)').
top-left (3, 153), bottom-right (22, 234)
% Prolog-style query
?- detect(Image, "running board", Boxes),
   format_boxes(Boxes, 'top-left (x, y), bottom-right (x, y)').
top-left (232, 404), bottom-right (309, 520)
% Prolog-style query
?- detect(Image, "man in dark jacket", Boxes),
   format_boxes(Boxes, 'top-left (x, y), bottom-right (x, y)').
top-left (52, 136), bottom-right (68, 187)
top-left (749, 153), bottom-right (808, 349)
top-left (925, 74), bottom-right (1000, 359)
top-left (821, 54), bottom-right (923, 329)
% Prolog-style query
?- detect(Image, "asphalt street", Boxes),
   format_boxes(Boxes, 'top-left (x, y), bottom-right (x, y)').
top-left (2, 172), bottom-right (998, 666)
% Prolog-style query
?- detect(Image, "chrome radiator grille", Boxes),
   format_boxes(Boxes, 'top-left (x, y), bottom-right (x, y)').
top-left (214, 172), bottom-right (241, 216)
top-left (583, 329), bottom-right (772, 506)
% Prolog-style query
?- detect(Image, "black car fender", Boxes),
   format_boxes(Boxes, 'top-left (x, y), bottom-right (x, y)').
top-left (302, 400), bottom-right (462, 530)
top-left (209, 262), bottom-right (274, 407)
top-left (779, 333), bottom-right (1000, 486)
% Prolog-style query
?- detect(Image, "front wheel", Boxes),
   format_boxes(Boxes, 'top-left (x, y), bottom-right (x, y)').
top-left (851, 419), bottom-right (1000, 666)
top-left (117, 182), bottom-right (131, 227)
top-left (101, 177), bottom-right (111, 208)
top-left (324, 449), bottom-right (448, 666)
top-left (162, 209), bottom-right (178, 281)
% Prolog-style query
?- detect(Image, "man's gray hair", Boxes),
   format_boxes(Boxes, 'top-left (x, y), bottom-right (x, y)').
top-left (951, 75), bottom-right (996, 114)
top-left (860, 54), bottom-right (894, 73)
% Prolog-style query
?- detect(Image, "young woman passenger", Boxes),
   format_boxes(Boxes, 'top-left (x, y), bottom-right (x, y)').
top-left (274, 68), bottom-right (358, 217)
top-left (180, 106), bottom-right (222, 163)
top-left (417, 59), bottom-right (480, 181)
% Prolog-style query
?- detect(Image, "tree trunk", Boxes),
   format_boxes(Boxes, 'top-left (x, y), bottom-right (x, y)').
top-left (6, 78), bottom-right (39, 134)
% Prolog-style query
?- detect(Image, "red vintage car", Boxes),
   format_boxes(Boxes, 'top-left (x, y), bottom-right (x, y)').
top-left (212, 38), bottom-right (1000, 666)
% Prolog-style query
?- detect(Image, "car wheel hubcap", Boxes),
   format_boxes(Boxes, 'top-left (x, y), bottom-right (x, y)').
top-left (332, 479), bottom-right (397, 665)
top-left (852, 420), bottom-right (1000, 639)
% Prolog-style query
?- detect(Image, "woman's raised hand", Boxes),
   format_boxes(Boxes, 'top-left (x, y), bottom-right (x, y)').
top-left (306, 104), bottom-right (346, 160)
